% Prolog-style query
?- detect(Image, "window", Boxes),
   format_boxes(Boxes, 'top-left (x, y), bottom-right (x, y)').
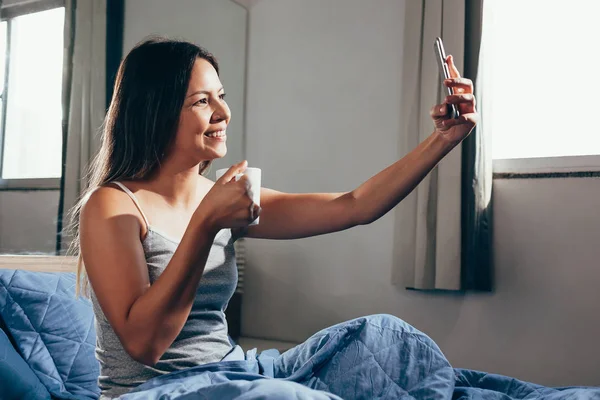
top-left (482, 0), bottom-right (600, 171)
top-left (0, 3), bottom-right (64, 185)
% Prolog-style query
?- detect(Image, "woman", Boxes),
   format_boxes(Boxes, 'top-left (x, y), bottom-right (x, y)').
top-left (76, 37), bottom-right (477, 399)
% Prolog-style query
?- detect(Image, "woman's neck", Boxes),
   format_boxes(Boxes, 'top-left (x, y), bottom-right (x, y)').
top-left (147, 160), bottom-right (207, 209)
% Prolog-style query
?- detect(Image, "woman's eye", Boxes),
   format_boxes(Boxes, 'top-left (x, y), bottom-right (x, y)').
top-left (194, 94), bottom-right (225, 106)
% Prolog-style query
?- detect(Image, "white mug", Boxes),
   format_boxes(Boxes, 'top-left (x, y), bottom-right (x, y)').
top-left (215, 167), bottom-right (262, 225)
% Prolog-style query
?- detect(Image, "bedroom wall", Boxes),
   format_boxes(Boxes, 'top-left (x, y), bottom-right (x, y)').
top-left (0, 190), bottom-right (59, 253)
top-left (241, 0), bottom-right (600, 386)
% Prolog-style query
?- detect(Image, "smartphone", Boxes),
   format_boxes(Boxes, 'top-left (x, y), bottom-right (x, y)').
top-left (434, 37), bottom-right (459, 119)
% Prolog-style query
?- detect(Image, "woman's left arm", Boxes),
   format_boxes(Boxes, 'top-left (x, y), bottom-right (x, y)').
top-left (245, 129), bottom-right (459, 240)
top-left (245, 55), bottom-right (478, 240)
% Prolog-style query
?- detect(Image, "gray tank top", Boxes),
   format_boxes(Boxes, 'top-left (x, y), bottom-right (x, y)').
top-left (90, 182), bottom-right (237, 398)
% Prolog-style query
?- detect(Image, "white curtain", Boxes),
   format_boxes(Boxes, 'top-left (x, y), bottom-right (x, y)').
top-left (393, 0), bottom-right (466, 290)
top-left (58, 0), bottom-right (106, 252)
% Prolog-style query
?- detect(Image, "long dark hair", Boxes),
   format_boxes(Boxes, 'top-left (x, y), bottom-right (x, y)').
top-left (71, 37), bottom-right (219, 295)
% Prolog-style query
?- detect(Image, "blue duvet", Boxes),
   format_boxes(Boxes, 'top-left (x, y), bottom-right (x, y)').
top-left (454, 369), bottom-right (600, 400)
top-left (116, 314), bottom-right (600, 400)
top-left (4, 271), bottom-right (598, 399)
top-left (121, 314), bottom-right (453, 399)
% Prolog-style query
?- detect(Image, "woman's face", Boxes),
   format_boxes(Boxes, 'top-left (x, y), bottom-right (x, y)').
top-left (172, 58), bottom-right (231, 163)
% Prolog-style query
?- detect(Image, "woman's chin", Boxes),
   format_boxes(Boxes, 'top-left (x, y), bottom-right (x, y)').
top-left (204, 146), bottom-right (227, 161)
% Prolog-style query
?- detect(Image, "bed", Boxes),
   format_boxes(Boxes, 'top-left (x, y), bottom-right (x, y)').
top-left (1, 256), bottom-right (599, 399)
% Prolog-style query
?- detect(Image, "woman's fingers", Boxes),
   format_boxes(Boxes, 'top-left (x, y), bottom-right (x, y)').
top-left (446, 55), bottom-right (461, 78)
top-left (444, 77), bottom-right (473, 94)
top-left (218, 160), bottom-right (248, 183)
top-left (430, 92), bottom-right (477, 121)
top-left (445, 93), bottom-right (476, 114)
top-left (430, 103), bottom-right (449, 119)
top-left (248, 201), bottom-right (261, 222)
top-left (234, 176), bottom-right (260, 222)
top-left (442, 113), bottom-right (479, 128)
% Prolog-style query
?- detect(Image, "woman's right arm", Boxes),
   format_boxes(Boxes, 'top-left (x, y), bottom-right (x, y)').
top-left (80, 162), bottom-right (257, 366)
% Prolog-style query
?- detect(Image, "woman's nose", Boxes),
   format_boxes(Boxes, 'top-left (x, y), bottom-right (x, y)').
top-left (212, 101), bottom-right (231, 123)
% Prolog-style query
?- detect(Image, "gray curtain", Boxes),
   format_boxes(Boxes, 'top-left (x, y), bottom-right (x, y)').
top-left (393, 0), bottom-right (491, 291)
top-left (56, 0), bottom-right (106, 253)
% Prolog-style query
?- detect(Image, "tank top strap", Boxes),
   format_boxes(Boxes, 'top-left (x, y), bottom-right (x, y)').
top-left (111, 182), bottom-right (150, 231)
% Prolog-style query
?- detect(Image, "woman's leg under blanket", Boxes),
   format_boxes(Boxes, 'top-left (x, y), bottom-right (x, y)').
top-left (273, 314), bottom-right (455, 400)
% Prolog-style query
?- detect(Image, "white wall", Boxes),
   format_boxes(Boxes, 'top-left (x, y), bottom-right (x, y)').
top-left (243, 0), bottom-right (405, 335)
top-left (123, 0), bottom-right (248, 175)
top-left (0, 191), bottom-right (59, 254)
top-left (242, 0), bottom-right (600, 386)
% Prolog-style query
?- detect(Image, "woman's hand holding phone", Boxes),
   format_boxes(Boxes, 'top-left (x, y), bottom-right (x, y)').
top-left (431, 37), bottom-right (478, 145)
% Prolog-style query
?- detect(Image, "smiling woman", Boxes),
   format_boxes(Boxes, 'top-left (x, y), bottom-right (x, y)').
top-left (171, 58), bottom-right (231, 162)
top-left (67, 31), bottom-right (479, 398)
top-left (72, 39), bottom-right (255, 397)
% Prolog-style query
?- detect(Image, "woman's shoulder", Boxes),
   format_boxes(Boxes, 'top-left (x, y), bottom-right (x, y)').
top-left (84, 182), bottom-right (131, 208)
top-left (80, 183), bottom-right (146, 230)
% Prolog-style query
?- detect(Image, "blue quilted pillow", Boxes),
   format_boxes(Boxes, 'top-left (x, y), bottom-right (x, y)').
top-left (0, 326), bottom-right (51, 399)
top-left (0, 270), bottom-right (100, 399)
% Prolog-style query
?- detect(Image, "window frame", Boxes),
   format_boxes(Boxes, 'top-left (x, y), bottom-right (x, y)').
top-left (493, 155), bottom-right (600, 178)
top-left (0, 0), bottom-right (65, 189)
